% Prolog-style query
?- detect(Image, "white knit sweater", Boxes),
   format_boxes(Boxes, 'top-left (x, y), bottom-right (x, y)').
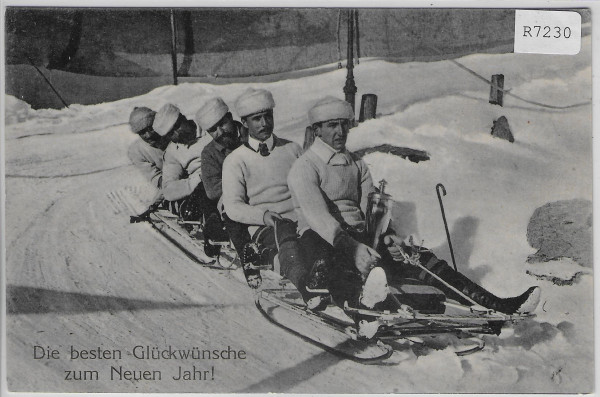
top-left (288, 138), bottom-right (374, 245)
top-left (222, 135), bottom-right (302, 226)
top-left (127, 139), bottom-right (164, 189)
top-left (162, 134), bottom-right (212, 201)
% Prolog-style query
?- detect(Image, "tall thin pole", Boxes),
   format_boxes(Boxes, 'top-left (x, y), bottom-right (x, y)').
top-left (170, 10), bottom-right (178, 86)
top-left (336, 10), bottom-right (343, 69)
top-left (436, 183), bottom-right (458, 272)
top-left (343, 9), bottom-right (357, 114)
top-left (354, 9), bottom-right (360, 64)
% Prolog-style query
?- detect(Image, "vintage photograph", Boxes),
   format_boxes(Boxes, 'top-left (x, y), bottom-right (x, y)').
top-left (2, 4), bottom-right (595, 394)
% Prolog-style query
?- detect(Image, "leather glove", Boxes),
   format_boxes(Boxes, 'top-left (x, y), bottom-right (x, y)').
top-left (188, 170), bottom-right (202, 190)
top-left (263, 210), bottom-right (283, 228)
top-left (383, 234), bottom-right (406, 262)
top-left (383, 234), bottom-right (424, 263)
top-left (334, 233), bottom-right (380, 277)
top-left (129, 203), bottom-right (159, 223)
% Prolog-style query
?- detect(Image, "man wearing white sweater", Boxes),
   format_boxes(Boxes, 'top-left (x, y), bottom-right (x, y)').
top-left (127, 106), bottom-right (174, 223)
top-left (127, 106), bottom-right (184, 222)
top-left (288, 96), bottom-right (540, 338)
top-left (155, 103), bottom-right (212, 206)
top-left (127, 106), bottom-right (167, 190)
top-left (222, 88), bottom-right (303, 288)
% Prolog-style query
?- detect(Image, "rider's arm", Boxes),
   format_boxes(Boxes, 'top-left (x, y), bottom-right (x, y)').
top-left (201, 145), bottom-right (223, 202)
top-left (161, 147), bottom-right (202, 202)
top-left (127, 141), bottom-right (162, 189)
top-left (287, 157), bottom-right (343, 245)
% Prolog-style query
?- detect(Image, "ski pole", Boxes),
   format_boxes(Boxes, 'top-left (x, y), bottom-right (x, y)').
top-left (436, 183), bottom-right (458, 271)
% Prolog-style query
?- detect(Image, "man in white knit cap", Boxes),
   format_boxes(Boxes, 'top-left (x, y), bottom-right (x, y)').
top-left (288, 96), bottom-right (540, 338)
top-left (222, 88), bottom-right (303, 288)
top-left (127, 106), bottom-right (168, 188)
top-left (153, 103), bottom-right (227, 255)
top-left (198, 97), bottom-right (247, 203)
top-left (197, 97), bottom-right (248, 253)
top-left (127, 106), bottom-right (172, 222)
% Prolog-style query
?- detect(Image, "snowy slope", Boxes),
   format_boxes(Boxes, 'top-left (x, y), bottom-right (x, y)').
top-left (4, 36), bottom-right (593, 393)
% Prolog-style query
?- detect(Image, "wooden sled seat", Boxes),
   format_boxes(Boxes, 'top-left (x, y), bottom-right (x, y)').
top-left (389, 278), bottom-right (446, 314)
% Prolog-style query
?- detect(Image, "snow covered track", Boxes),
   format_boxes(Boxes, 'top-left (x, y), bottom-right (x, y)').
top-left (4, 36), bottom-right (594, 392)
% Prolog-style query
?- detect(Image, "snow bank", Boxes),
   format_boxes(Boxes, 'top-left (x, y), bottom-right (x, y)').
top-left (5, 95), bottom-right (31, 125)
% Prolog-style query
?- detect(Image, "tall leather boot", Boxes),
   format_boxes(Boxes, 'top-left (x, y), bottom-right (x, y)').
top-left (274, 219), bottom-right (313, 298)
top-left (296, 230), bottom-right (337, 311)
top-left (420, 254), bottom-right (540, 314)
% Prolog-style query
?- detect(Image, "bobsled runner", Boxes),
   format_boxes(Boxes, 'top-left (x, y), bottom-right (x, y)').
top-left (255, 277), bottom-right (534, 363)
top-left (138, 207), bottom-right (238, 270)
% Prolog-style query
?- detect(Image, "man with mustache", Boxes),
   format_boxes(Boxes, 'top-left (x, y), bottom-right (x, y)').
top-left (197, 97), bottom-right (249, 255)
top-left (154, 103), bottom-right (227, 255)
top-left (222, 88), bottom-right (303, 288)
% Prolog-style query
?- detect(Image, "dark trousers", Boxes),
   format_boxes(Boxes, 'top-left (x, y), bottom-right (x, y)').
top-left (221, 219), bottom-right (287, 259)
top-left (221, 217), bottom-right (312, 296)
top-left (169, 184), bottom-right (228, 256)
top-left (281, 229), bottom-right (334, 299)
top-left (169, 183), bottom-right (219, 221)
top-left (222, 214), bottom-right (252, 258)
top-left (296, 230), bottom-right (451, 309)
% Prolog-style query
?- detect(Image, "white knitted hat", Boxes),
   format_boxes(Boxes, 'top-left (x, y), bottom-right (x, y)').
top-left (308, 96), bottom-right (354, 125)
top-left (195, 97), bottom-right (229, 131)
top-left (153, 103), bottom-right (181, 136)
top-left (129, 107), bottom-right (156, 133)
top-left (235, 88), bottom-right (275, 118)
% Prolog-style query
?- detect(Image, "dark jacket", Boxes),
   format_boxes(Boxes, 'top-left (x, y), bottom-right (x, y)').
top-left (200, 121), bottom-right (247, 201)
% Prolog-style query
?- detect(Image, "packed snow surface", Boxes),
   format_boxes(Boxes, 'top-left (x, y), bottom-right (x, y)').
top-left (4, 36), bottom-right (593, 393)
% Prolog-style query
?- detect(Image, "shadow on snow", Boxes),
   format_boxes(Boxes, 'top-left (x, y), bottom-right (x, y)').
top-left (6, 285), bottom-right (226, 315)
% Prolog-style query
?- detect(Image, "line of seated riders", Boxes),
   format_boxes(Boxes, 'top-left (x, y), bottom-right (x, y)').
top-left (127, 89), bottom-right (540, 339)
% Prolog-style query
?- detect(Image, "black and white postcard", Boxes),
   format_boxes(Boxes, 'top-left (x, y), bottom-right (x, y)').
top-left (2, 2), bottom-right (596, 394)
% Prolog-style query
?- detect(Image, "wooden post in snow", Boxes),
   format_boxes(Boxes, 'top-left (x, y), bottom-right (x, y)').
top-left (489, 74), bottom-right (504, 106)
top-left (359, 94), bottom-right (377, 122)
top-left (170, 10), bottom-right (178, 86)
